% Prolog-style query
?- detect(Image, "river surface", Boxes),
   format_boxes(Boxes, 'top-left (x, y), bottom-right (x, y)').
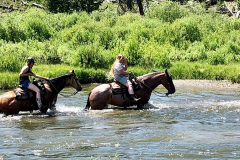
top-left (0, 80), bottom-right (240, 160)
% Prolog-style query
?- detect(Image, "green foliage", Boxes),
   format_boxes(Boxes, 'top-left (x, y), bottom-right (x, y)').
top-left (0, 72), bottom-right (19, 89)
top-left (169, 61), bottom-right (240, 81)
top-left (1, 1), bottom-right (240, 89)
top-left (0, 42), bottom-right (26, 72)
top-left (146, 1), bottom-right (189, 23)
top-left (185, 41), bottom-right (207, 62)
top-left (0, 13), bottom-right (27, 42)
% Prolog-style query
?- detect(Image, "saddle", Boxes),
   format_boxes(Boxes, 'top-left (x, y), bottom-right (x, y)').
top-left (14, 79), bottom-right (47, 101)
top-left (112, 76), bottom-right (140, 95)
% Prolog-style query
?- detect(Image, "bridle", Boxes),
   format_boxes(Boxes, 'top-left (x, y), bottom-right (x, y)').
top-left (47, 74), bottom-right (82, 97)
top-left (130, 72), bottom-right (173, 96)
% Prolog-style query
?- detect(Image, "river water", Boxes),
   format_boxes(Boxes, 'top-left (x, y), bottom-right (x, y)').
top-left (0, 80), bottom-right (240, 160)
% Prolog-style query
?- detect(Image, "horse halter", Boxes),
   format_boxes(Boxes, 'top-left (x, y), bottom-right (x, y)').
top-left (72, 74), bottom-right (82, 92)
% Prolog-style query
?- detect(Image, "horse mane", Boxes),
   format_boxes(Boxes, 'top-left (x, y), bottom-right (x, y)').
top-left (51, 72), bottom-right (71, 79)
top-left (137, 72), bottom-right (164, 81)
top-left (48, 72), bottom-right (72, 91)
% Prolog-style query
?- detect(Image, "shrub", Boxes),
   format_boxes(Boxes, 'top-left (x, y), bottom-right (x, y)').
top-left (146, 1), bottom-right (188, 23)
top-left (185, 41), bottom-right (207, 62)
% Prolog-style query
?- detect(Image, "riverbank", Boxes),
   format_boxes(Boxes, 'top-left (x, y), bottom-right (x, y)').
top-left (0, 62), bottom-right (240, 89)
top-left (174, 79), bottom-right (240, 91)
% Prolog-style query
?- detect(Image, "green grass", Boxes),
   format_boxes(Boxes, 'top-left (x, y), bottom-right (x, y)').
top-left (1, 62), bottom-right (240, 89)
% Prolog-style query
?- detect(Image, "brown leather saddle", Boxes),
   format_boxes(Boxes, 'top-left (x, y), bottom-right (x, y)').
top-left (14, 79), bottom-right (46, 101)
top-left (111, 76), bottom-right (141, 109)
top-left (112, 78), bottom-right (140, 95)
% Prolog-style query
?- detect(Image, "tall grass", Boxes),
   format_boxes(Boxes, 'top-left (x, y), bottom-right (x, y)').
top-left (1, 1), bottom-right (240, 89)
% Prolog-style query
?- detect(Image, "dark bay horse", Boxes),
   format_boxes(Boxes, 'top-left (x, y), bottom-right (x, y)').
top-left (0, 70), bottom-right (82, 116)
top-left (85, 69), bottom-right (175, 110)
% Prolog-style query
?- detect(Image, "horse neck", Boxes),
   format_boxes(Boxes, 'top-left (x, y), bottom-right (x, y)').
top-left (139, 72), bottom-right (165, 90)
top-left (49, 74), bottom-right (71, 93)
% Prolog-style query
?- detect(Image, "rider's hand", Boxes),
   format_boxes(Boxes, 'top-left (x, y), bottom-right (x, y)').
top-left (129, 71), bottom-right (132, 75)
top-left (29, 73), bottom-right (34, 76)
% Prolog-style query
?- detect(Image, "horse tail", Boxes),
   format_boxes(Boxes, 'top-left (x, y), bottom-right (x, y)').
top-left (85, 91), bottom-right (92, 110)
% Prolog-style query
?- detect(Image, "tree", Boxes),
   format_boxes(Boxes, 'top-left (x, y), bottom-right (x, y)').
top-left (118, 0), bottom-right (148, 15)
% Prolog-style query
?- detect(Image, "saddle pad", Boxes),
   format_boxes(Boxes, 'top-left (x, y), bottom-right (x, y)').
top-left (112, 80), bottom-right (140, 95)
top-left (14, 88), bottom-right (34, 100)
top-left (14, 80), bottom-right (46, 101)
top-left (112, 87), bottom-right (128, 95)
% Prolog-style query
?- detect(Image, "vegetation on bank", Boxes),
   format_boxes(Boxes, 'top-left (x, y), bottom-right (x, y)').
top-left (1, 1), bottom-right (240, 89)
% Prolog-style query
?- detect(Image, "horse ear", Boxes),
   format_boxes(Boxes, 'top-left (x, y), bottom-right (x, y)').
top-left (70, 70), bottom-right (74, 73)
top-left (165, 69), bottom-right (169, 77)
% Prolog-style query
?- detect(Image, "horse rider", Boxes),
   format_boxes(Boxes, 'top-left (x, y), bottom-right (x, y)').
top-left (110, 54), bottom-right (140, 102)
top-left (19, 57), bottom-right (49, 110)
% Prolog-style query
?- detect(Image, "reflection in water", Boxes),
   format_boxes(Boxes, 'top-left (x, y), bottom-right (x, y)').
top-left (0, 82), bottom-right (240, 159)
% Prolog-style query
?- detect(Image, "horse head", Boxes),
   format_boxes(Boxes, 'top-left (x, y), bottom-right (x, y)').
top-left (69, 70), bottom-right (82, 92)
top-left (162, 69), bottom-right (175, 96)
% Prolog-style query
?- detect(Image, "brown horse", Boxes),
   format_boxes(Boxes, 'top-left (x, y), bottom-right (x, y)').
top-left (0, 70), bottom-right (82, 116)
top-left (85, 69), bottom-right (175, 110)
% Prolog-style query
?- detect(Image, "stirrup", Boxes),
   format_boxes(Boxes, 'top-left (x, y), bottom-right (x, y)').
top-left (134, 97), bottom-right (141, 102)
top-left (130, 94), bottom-right (141, 102)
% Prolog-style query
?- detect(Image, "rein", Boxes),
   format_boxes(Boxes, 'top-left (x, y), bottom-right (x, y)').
top-left (130, 73), bottom-right (169, 97)
top-left (46, 76), bottom-right (79, 97)
top-left (140, 81), bottom-right (165, 96)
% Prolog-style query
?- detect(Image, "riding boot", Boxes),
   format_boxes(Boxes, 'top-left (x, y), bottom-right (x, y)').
top-left (36, 98), bottom-right (42, 110)
top-left (130, 94), bottom-right (141, 102)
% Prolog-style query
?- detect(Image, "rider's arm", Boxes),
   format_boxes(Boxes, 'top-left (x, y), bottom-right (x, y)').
top-left (19, 66), bottom-right (32, 77)
top-left (123, 58), bottom-right (128, 71)
top-left (32, 72), bottom-right (48, 80)
top-left (119, 69), bottom-right (131, 75)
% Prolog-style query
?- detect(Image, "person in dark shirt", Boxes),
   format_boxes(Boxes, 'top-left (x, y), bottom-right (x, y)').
top-left (19, 57), bottom-right (48, 109)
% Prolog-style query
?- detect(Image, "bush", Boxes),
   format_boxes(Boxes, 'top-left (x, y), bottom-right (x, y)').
top-left (185, 41), bottom-right (207, 62)
top-left (0, 42), bottom-right (27, 72)
top-left (146, 1), bottom-right (188, 23)
top-left (24, 10), bottom-right (53, 41)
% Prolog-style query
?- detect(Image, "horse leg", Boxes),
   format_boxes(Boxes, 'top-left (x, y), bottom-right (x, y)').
top-left (50, 101), bottom-right (57, 111)
top-left (40, 106), bottom-right (48, 114)
top-left (136, 101), bottom-right (144, 110)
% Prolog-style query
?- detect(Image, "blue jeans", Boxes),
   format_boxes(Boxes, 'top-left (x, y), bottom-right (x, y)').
top-left (21, 80), bottom-right (31, 88)
top-left (114, 74), bottom-right (129, 86)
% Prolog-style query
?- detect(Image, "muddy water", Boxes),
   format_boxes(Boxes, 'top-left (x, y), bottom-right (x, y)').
top-left (0, 81), bottom-right (240, 159)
